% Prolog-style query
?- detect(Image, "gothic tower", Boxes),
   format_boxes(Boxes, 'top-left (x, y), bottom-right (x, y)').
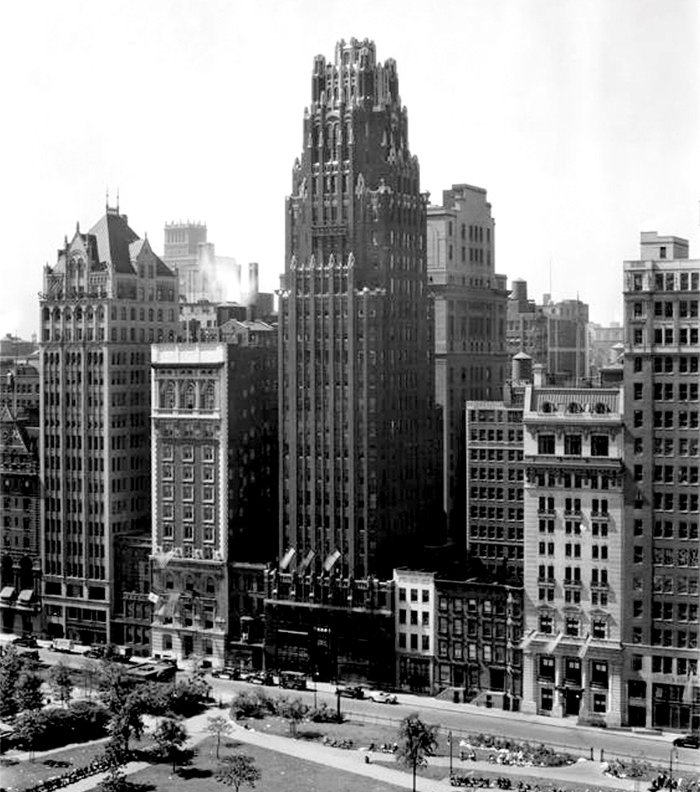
top-left (279, 38), bottom-right (439, 579)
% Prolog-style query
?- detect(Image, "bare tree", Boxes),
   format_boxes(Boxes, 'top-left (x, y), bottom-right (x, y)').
top-left (206, 714), bottom-right (232, 759)
top-left (215, 755), bottom-right (261, 792)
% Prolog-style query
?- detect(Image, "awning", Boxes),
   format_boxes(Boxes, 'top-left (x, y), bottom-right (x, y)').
top-left (0, 587), bottom-right (16, 601)
top-left (17, 590), bottom-right (34, 605)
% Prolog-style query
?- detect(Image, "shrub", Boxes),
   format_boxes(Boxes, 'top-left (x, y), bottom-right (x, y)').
top-left (230, 690), bottom-right (275, 720)
top-left (13, 702), bottom-right (110, 751)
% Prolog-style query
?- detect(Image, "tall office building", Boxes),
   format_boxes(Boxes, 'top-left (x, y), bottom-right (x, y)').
top-left (279, 38), bottom-right (439, 579)
top-left (623, 232), bottom-right (700, 732)
top-left (39, 204), bottom-right (178, 643)
top-left (427, 184), bottom-right (509, 540)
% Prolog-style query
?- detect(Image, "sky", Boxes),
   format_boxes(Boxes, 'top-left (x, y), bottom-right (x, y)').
top-left (1, 0), bottom-right (698, 340)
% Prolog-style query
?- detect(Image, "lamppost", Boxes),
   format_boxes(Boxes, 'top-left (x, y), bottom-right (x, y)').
top-left (448, 730), bottom-right (453, 774)
top-left (669, 746), bottom-right (678, 788)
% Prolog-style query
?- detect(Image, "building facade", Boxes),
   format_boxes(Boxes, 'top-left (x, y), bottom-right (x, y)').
top-left (150, 339), bottom-right (277, 667)
top-left (394, 568), bottom-right (435, 693)
top-left (520, 385), bottom-right (625, 726)
top-left (39, 205), bottom-right (178, 643)
top-left (279, 38), bottom-right (439, 579)
top-left (427, 184), bottom-right (509, 540)
top-left (0, 404), bottom-right (42, 634)
top-left (264, 569), bottom-right (394, 685)
top-left (623, 231), bottom-right (700, 732)
top-left (465, 383), bottom-right (525, 581)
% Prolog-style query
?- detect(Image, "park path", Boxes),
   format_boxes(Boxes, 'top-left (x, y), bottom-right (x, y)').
top-left (37, 709), bottom-right (642, 792)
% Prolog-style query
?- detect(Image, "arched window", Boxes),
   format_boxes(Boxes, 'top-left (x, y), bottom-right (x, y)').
top-left (201, 383), bottom-right (215, 410)
top-left (568, 402), bottom-right (582, 414)
top-left (205, 577), bottom-right (216, 595)
top-left (183, 382), bottom-right (196, 410)
top-left (541, 402), bottom-right (555, 414)
top-left (161, 381), bottom-right (176, 409)
top-left (594, 402), bottom-right (610, 414)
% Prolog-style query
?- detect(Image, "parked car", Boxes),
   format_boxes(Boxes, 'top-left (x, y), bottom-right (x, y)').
top-left (249, 672), bottom-right (275, 686)
top-left (336, 685), bottom-right (365, 699)
top-left (673, 733), bottom-right (700, 749)
top-left (367, 691), bottom-right (398, 705)
top-left (12, 635), bottom-right (38, 648)
top-left (85, 645), bottom-right (106, 659)
top-left (279, 671), bottom-right (308, 690)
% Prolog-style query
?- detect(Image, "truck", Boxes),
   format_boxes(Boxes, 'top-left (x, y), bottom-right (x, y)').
top-left (51, 638), bottom-right (75, 653)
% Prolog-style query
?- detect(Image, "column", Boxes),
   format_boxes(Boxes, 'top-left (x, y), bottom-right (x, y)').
top-left (552, 655), bottom-right (564, 717)
top-left (605, 660), bottom-right (623, 728)
top-left (520, 650), bottom-right (538, 714)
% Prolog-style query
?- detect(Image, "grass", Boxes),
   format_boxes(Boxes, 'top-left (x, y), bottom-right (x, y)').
top-left (129, 737), bottom-right (406, 792)
top-left (248, 713), bottom-right (399, 749)
top-left (0, 741), bottom-right (107, 790)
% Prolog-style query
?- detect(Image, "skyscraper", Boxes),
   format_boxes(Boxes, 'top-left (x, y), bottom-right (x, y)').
top-left (279, 38), bottom-right (438, 579)
top-left (39, 204), bottom-right (179, 644)
top-left (623, 231), bottom-right (700, 731)
top-left (427, 183), bottom-right (509, 539)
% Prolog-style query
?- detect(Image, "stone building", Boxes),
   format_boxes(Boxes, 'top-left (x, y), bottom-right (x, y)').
top-left (149, 338), bottom-right (277, 667)
top-left (520, 385), bottom-right (625, 726)
top-left (622, 231), bottom-right (700, 732)
top-left (279, 37), bottom-right (440, 579)
top-left (39, 204), bottom-right (179, 643)
top-left (427, 184), bottom-right (509, 541)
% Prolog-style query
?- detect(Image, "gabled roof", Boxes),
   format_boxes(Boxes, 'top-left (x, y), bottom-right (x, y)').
top-left (88, 211), bottom-right (140, 274)
top-left (131, 236), bottom-right (175, 278)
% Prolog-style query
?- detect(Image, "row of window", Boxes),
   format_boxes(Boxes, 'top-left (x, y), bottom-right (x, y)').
top-left (536, 434), bottom-right (610, 457)
top-left (632, 546), bottom-right (699, 566)
top-left (629, 271), bottom-right (700, 291)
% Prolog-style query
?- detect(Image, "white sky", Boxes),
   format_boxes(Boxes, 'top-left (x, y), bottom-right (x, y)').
top-left (1, 0), bottom-right (698, 339)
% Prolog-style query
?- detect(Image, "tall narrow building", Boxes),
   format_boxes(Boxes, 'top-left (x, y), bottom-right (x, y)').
top-left (427, 184), bottom-right (509, 540)
top-left (280, 38), bottom-right (438, 579)
top-left (623, 232), bottom-right (700, 731)
top-left (39, 205), bottom-right (178, 644)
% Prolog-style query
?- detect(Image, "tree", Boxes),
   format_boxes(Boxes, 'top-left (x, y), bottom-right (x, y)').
top-left (215, 754), bottom-right (261, 792)
top-left (49, 662), bottom-right (74, 707)
top-left (16, 669), bottom-right (44, 712)
top-left (152, 717), bottom-right (189, 772)
top-left (278, 697), bottom-right (308, 737)
top-left (396, 713), bottom-right (439, 792)
top-left (98, 662), bottom-right (133, 714)
top-left (0, 646), bottom-right (23, 718)
top-left (207, 714), bottom-right (232, 759)
top-left (82, 658), bottom-right (100, 701)
top-left (108, 691), bottom-right (146, 756)
top-left (13, 709), bottom-right (47, 760)
top-left (98, 763), bottom-right (128, 792)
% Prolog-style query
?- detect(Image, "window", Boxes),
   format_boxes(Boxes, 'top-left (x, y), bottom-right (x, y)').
top-left (182, 445), bottom-right (194, 462)
top-left (399, 588), bottom-right (406, 602)
top-left (539, 656), bottom-right (555, 681)
top-left (399, 609), bottom-right (406, 625)
top-left (203, 445), bottom-right (215, 462)
top-left (422, 635), bottom-right (429, 651)
top-left (591, 435), bottom-right (609, 457)
top-left (564, 435), bottom-right (582, 456)
top-left (539, 613), bottom-right (553, 634)
top-left (593, 693), bottom-right (607, 714)
top-left (541, 688), bottom-right (553, 711)
top-left (565, 616), bottom-right (579, 637)
top-left (538, 434), bottom-right (555, 455)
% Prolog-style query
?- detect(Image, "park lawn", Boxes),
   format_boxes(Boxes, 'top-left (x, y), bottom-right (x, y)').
top-left (0, 741), bottom-right (106, 791)
top-left (128, 736), bottom-right (406, 792)
top-left (0, 734), bottom-right (152, 792)
top-left (246, 713), bottom-right (401, 749)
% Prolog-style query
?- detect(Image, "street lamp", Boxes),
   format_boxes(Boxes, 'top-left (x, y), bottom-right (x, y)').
top-left (669, 746), bottom-right (678, 788)
top-left (448, 730), bottom-right (453, 774)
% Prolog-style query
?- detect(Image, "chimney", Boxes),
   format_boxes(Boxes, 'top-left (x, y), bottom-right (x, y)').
top-left (248, 262), bottom-right (259, 306)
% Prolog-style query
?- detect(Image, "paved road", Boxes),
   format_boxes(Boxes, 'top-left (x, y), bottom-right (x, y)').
top-left (5, 639), bottom-right (697, 775)
top-left (207, 677), bottom-right (699, 773)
